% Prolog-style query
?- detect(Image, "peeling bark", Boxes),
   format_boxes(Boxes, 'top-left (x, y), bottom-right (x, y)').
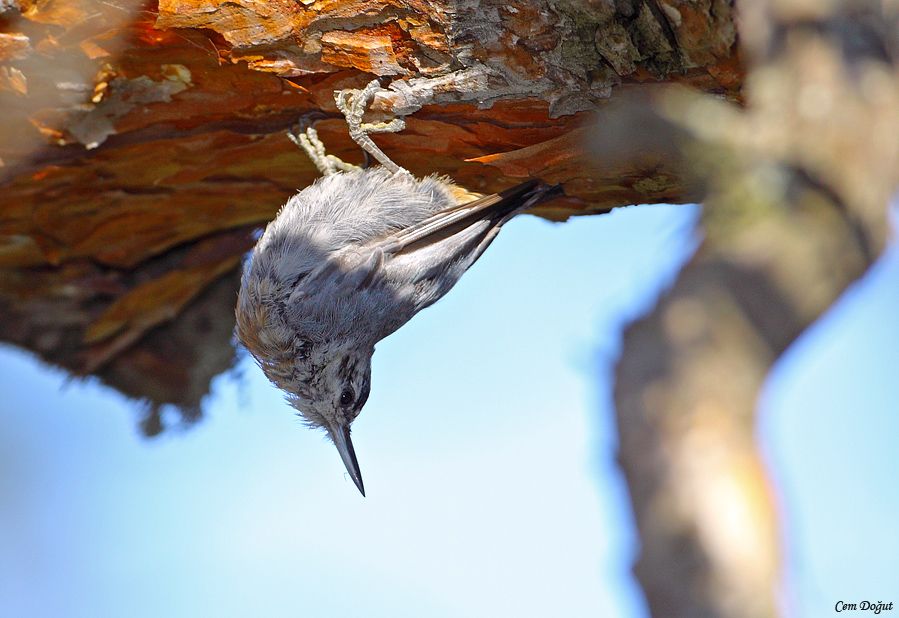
top-left (0, 0), bottom-right (740, 424)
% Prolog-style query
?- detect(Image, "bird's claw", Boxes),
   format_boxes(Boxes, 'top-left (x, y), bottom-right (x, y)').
top-left (334, 79), bottom-right (410, 177)
top-left (294, 109), bottom-right (329, 133)
top-left (288, 117), bottom-right (361, 177)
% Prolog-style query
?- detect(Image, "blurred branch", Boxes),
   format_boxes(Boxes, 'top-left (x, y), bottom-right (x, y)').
top-left (613, 0), bottom-right (898, 616)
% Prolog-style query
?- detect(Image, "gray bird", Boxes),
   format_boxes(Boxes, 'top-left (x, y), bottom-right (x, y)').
top-left (235, 80), bottom-right (561, 495)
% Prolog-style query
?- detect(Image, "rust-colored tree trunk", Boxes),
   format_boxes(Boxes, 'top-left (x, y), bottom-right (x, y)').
top-left (0, 0), bottom-right (738, 424)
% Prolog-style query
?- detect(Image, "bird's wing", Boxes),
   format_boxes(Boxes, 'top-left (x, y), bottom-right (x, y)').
top-left (288, 245), bottom-right (384, 304)
top-left (293, 180), bottom-right (561, 301)
top-left (373, 179), bottom-right (560, 255)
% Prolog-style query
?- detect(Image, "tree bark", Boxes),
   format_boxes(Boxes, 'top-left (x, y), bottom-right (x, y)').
top-left (613, 1), bottom-right (899, 616)
top-left (0, 0), bottom-right (740, 422)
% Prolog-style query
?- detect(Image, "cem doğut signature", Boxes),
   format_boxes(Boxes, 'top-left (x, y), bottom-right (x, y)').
top-left (835, 601), bottom-right (893, 614)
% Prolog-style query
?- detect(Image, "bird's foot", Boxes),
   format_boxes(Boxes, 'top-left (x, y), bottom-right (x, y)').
top-left (334, 79), bottom-right (410, 177)
top-left (287, 117), bottom-right (362, 177)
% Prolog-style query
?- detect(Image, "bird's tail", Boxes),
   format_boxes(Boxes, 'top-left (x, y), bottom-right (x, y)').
top-left (489, 179), bottom-right (564, 226)
top-left (381, 179), bottom-right (563, 255)
top-left (394, 178), bottom-right (565, 313)
top-left (421, 178), bottom-right (564, 273)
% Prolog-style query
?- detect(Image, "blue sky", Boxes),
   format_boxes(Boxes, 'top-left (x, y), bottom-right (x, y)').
top-left (761, 240), bottom-right (899, 616)
top-left (0, 203), bottom-right (895, 617)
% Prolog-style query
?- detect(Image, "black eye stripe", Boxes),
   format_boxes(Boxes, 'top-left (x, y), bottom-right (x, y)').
top-left (353, 378), bottom-right (371, 414)
top-left (337, 356), bottom-right (355, 383)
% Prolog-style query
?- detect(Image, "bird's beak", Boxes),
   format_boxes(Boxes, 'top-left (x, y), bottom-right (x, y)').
top-left (331, 424), bottom-right (365, 497)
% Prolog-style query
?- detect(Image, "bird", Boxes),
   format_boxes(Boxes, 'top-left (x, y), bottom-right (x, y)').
top-left (235, 79), bottom-right (562, 495)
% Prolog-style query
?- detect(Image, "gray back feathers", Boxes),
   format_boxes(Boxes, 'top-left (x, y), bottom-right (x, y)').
top-left (235, 165), bottom-right (558, 435)
top-left (235, 168), bottom-right (456, 404)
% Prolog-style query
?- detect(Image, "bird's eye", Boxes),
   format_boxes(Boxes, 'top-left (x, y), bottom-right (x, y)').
top-left (339, 388), bottom-right (354, 407)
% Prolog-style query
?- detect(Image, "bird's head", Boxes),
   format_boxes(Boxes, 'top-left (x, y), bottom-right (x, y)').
top-left (284, 339), bottom-right (373, 496)
top-left (236, 262), bottom-right (374, 496)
